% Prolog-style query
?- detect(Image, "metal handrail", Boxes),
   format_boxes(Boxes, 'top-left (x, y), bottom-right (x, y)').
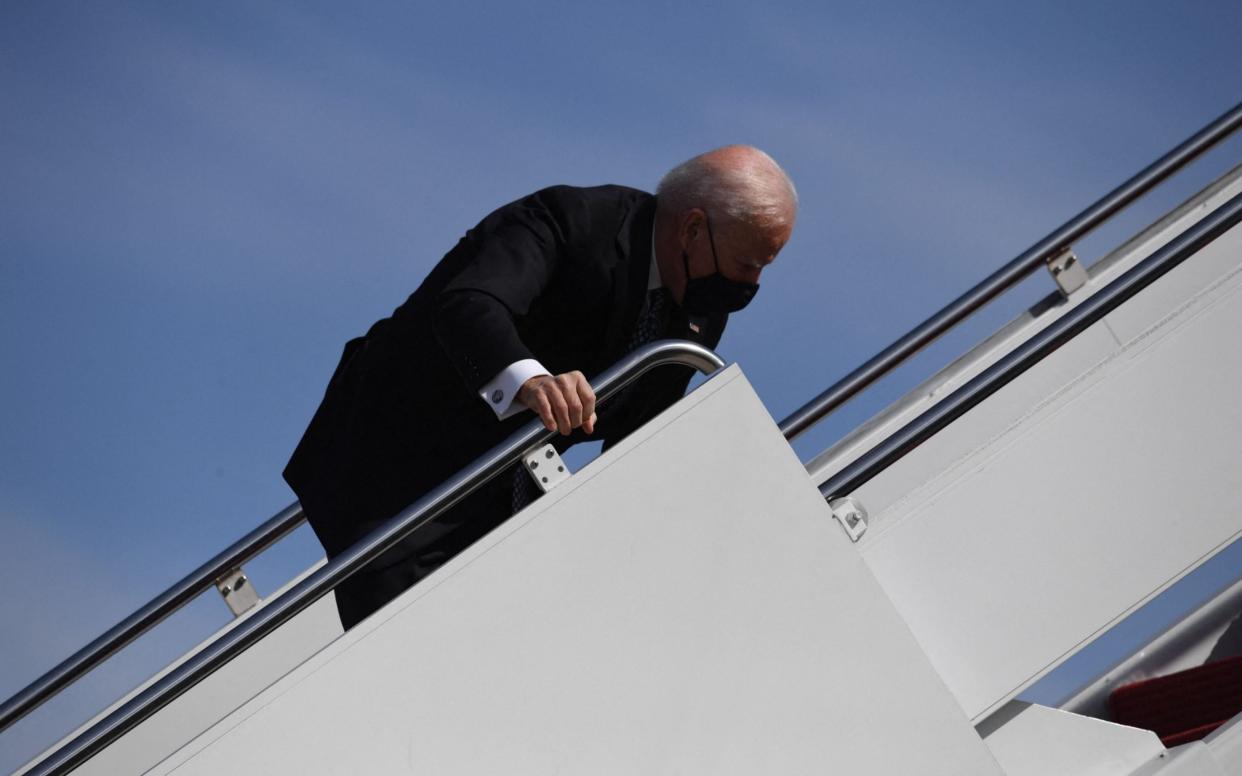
top-left (818, 188), bottom-right (1242, 501)
top-left (778, 100), bottom-right (1242, 442)
top-left (22, 339), bottom-right (726, 776)
top-left (11, 98), bottom-right (1241, 768)
top-left (0, 503), bottom-right (306, 733)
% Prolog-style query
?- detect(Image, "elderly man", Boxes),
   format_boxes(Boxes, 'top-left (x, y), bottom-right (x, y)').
top-left (285, 145), bottom-right (797, 629)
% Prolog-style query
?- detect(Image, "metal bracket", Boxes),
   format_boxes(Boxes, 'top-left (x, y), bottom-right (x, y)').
top-left (215, 567), bottom-right (260, 617)
top-left (827, 497), bottom-right (868, 542)
top-left (522, 444), bottom-right (572, 493)
top-left (1046, 246), bottom-right (1088, 297)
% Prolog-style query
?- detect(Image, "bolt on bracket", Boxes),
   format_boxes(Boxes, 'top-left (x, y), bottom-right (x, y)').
top-left (522, 444), bottom-right (572, 493)
top-left (827, 497), bottom-right (868, 542)
top-left (1046, 246), bottom-right (1088, 297)
top-left (215, 567), bottom-right (260, 617)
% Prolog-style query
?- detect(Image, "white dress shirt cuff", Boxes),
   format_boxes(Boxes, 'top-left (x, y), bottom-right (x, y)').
top-left (479, 359), bottom-right (551, 420)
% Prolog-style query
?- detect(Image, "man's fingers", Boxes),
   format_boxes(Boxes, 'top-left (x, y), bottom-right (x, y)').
top-left (533, 391), bottom-right (556, 431)
top-left (522, 372), bottom-right (595, 436)
top-left (558, 374), bottom-right (583, 430)
top-left (546, 386), bottom-right (571, 435)
top-left (575, 375), bottom-right (596, 435)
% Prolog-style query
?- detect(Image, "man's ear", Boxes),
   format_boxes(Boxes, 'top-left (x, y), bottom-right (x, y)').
top-left (677, 208), bottom-right (706, 250)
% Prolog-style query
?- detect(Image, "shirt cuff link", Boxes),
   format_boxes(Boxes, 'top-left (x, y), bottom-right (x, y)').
top-left (480, 359), bottom-right (551, 420)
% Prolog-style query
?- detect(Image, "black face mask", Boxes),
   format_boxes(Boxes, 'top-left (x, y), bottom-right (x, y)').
top-left (680, 215), bottom-right (759, 316)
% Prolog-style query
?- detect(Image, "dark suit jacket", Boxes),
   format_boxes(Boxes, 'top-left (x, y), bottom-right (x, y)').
top-left (284, 184), bottom-right (725, 571)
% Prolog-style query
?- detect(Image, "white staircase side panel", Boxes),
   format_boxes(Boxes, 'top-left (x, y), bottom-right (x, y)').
top-left (147, 367), bottom-right (1002, 776)
top-left (1133, 742), bottom-right (1227, 776)
top-left (978, 701), bottom-right (1164, 776)
top-left (806, 163), bottom-right (1242, 519)
top-left (851, 215), bottom-right (1242, 721)
top-left (16, 562), bottom-right (343, 776)
top-left (1204, 713), bottom-right (1242, 769)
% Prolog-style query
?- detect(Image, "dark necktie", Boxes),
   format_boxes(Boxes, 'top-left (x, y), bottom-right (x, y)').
top-left (511, 287), bottom-right (671, 515)
top-left (626, 286), bottom-right (672, 354)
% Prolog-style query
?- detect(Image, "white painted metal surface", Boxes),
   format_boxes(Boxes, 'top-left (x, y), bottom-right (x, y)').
top-left (826, 185), bottom-right (1242, 720)
top-left (978, 701), bottom-right (1163, 775)
top-left (148, 367), bottom-right (1002, 776)
top-left (1133, 716), bottom-right (1242, 775)
top-left (1203, 713), bottom-right (1242, 770)
top-left (1135, 742), bottom-right (1227, 775)
top-left (15, 563), bottom-right (343, 776)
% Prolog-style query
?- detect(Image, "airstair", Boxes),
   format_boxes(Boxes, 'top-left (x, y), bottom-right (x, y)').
top-left (4, 102), bottom-right (1242, 775)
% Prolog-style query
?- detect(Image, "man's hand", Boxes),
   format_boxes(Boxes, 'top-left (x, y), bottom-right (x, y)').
top-left (518, 371), bottom-right (596, 435)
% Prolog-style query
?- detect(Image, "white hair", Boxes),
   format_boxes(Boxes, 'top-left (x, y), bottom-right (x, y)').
top-left (656, 145), bottom-right (798, 231)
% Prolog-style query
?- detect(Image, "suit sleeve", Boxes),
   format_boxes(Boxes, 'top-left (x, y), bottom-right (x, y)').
top-left (432, 187), bottom-right (591, 393)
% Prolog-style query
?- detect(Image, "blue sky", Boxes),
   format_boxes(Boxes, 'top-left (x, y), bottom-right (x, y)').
top-left (3, 1), bottom-right (1242, 768)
